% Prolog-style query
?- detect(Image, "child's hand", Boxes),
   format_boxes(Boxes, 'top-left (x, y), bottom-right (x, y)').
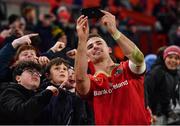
top-left (46, 85), bottom-right (59, 96)
top-left (50, 41), bottom-right (66, 53)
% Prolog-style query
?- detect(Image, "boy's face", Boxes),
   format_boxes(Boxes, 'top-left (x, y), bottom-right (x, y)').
top-left (16, 68), bottom-right (41, 90)
top-left (18, 50), bottom-right (37, 63)
top-left (49, 63), bottom-right (68, 85)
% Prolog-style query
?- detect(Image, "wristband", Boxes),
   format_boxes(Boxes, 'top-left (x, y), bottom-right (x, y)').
top-left (112, 30), bottom-right (121, 41)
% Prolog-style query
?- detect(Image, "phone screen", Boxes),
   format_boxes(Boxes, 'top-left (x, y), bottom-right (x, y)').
top-left (80, 7), bottom-right (104, 19)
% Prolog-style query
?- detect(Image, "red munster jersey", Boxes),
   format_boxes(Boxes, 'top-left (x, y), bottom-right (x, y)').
top-left (86, 61), bottom-right (151, 125)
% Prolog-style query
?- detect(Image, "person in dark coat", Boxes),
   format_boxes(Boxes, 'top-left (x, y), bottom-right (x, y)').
top-left (42, 57), bottom-right (94, 124)
top-left (0, 61), bottom-right (58, 124)
top-left (145, 45), bottom-right (180, 124)
top-left (51, 26), bottom-right (75, 66)
top-left (35, 14), bottom-right (54, 52)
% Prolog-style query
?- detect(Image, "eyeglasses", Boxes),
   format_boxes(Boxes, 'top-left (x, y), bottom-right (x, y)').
top-left (23, 69), bottom-right (42, 77)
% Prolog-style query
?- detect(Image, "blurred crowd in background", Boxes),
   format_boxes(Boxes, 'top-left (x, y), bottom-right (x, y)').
top-left (0, 0), bottom-right (179, 125)
top-left (0, 0), bottom-right (180, 59)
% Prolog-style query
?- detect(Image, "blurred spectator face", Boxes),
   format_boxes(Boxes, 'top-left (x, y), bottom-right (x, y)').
top-left (42, 14), bottom-right (54, 27)
top-left (10, 19), bottom-right (25, 37)
top-left (28, 9), bottom-right (36, 21)
top-left (58, 6), bottom-right (71, 24)
top-left (9, 19), bottom-right (21, 29)
top-left (17, 50), bottom-right (37, 63)
top-left (43, 18), bottom-right (52, 27)
top-left (16, 68), bottom-right (41, 90)
top-left (8, 14), bottom-right (24, 36)
top-left (9, 18), bottom-right (24, 37)
top-left (10, 27), bottom-right (24, 38)
top-left (87, 37), bottom-right (110, 63)
top-left (130, 26), bottom-right (137, 33)
top-left (49, 63), bottom-right (68, 85)
top-left (165, 54), bottom-right (180, 70)
top-left (65, 68), bottom-right (76, 89)
top-left (23, 7), bottom-right (36, 23)
top-left (58, 11), bottom-right (70, 24)
top-left (8, 14), bottom-right (21, 30)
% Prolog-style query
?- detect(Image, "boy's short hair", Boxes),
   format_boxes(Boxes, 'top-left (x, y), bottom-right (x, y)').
top-left (13, 61), bottom-right (42, 82)
top-left (45, 57), bottom-right (69, 74)
top-left (14, 45), bottom-right (39, 61)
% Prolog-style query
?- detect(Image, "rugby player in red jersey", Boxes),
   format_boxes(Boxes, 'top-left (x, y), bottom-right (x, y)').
top-left (75, 10), bottom-right (151, 125)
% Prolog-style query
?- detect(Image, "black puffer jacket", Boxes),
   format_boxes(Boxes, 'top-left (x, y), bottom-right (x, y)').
top-left (0, 82), bottom-right (53, 124)
top-left (40, 81), bottom-right (94, 125)
top-left (145, 64), bottom-right (180, 116)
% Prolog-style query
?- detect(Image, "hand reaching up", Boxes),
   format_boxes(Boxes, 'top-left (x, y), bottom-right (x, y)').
top-left (50, 41), bottom-right (66, 53)
top-left (0, 29), bottom-right (11, 38)
top-left (38, 56), bottom-right (50, 66)
top-left (76, 15), bottom-right (89, 42)
top-left (100, 10), bottom-right (118, 35)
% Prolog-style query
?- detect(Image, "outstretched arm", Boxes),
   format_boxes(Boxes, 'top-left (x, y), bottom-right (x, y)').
top-left (0, 34), bottom-right (39, 81)
top-left (101, 10), bottom-right (145, 74)
top-left (75, 15), bottom-right (91, 95)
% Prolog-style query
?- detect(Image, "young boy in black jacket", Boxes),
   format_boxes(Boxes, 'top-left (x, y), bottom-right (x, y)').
top-left (43, 57), bottom-right (94, 125)
top-left (0, 61), bottom-right (58, 124)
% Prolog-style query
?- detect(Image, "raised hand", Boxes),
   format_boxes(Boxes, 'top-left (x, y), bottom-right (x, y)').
top-left (59, 80), bottom-right (69, 90)
top-left (12, 33), bottom-right (38, 49)
top-left (76, 15), bottom-right (89, 42)
top-left (46, 85), bottom-right (59, 96)
top-left (38, 56), bottom-right (50, 66)
top-left (50, 41), bottom-right (66, 53)
top-left (0, 29), bottom-right (12, 38)
top-left (100, 10), bottom-right (118, 35)
top-left (32, 56), bottom-right (39, 64)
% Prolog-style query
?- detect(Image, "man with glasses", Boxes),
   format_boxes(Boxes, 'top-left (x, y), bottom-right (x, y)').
top-left (0, 61), bottom-right (58, 124)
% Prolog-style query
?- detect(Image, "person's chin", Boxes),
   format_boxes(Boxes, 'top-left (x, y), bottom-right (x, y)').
top-left (31, 84), bottom-right (39, 90)
top-left (32, 80), bottom-right (40, 85)
top-left (93, 54), bottom-right (101, 59)
top-left (168, 66), bottom-right (176, 70)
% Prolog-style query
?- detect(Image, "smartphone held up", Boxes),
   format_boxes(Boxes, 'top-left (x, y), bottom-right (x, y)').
top-left (80, 7), bottom-right (104, 19)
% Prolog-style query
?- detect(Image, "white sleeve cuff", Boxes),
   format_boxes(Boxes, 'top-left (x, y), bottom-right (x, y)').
top-left (128, 60), bottom-right (146, 74)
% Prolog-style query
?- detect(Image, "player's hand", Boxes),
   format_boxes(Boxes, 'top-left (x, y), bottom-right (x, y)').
top-left (100, 10), bottom-right (118, 35)
top-left (76, 15), bottom-right (89, 42)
